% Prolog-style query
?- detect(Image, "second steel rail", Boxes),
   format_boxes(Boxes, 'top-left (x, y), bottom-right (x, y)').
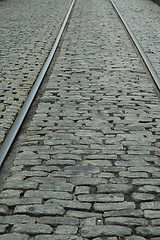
top-left (110, 0), bottom-right (160, 90)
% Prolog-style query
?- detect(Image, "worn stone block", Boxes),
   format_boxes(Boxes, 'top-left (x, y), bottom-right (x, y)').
top-left (80, 225), bottom-right (132, 237)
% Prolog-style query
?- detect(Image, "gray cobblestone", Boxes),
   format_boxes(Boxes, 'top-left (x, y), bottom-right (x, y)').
top-left (0, 234), bottom-right (29, 240)
top-left (11, 223), bottom-right (53, 235)
top-left (94, 202), bottom-right (135, 212)
top-left (0, 198), bottom-right (42, 207)
top-left (132, 179), bottom-right (160, 186)
top-left (104, 209), bottom-right (143, 218)
top-left (24, 190), bottom-right (73, 200)
top-left (77, 193), bottom-right (124, 202)
top-left (34, 235), bottom-right (83, 240)
top-left (125, 236), bottom-right (147, 240)
top-left (45, 199), bottom-right (91, 210)
top-left (144, 210), bottom-right (160, 219)
top-left (132, 193), bottom-right (155, 202)
top-left (138, 185), bottom-right (160, 193)
top-left (0, 190), bottom-right (22, 198)
top-left (3, 181), bottom-right (38, 190)
top-left (14, 204), bottom-right (65, 216)
top-left (38, 216), bottom-right (79, 226)
top-left (39, 183), bottom-right (74, 193)
top-left (82, 217), bottom-right (97, 226)
top-left (54, 225), bottom-right (78, 235)
top-left (66, 210), bottom-right (102, 219)
top-left (69, 177), bottom-right (108, 185)
top-left (97, 184), bottom-right (133, 193)
top-left (151, 219), bottom-right (160, 226)
top-left (75, 186), bottom-right (90, 195)
top-left (104, 217), bottom-right (148, 226)
top-left (1, 0), bottom-right (160, 238)
top-left (80, 225), bottom-right (132, 237)
top-left (141, 201), bottom-right (160, 210)
top-left (0, 215), bottom-right (35, 224)
top-left (136, 227), bottom-right (160, 237)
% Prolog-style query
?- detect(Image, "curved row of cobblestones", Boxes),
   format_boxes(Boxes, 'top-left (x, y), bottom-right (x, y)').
top-left (0, 0), bottom-right (72, 145)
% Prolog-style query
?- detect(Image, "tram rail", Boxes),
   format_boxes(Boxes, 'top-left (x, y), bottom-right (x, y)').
top-left (0, 0), bottom-right (76, 169)
top-left (0, 0), bottom-right (160, 238)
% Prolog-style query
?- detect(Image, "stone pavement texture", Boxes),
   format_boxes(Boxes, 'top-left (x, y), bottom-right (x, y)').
top-left (0, 0), bottom-right (72, 145)
top-left (1, 0), bottom-right (160, 239)
top-left (113, 0), bottom-right (160, 78)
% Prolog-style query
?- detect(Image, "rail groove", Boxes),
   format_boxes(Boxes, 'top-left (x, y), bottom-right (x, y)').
top-left (0, 0), bottom-right (75, 168)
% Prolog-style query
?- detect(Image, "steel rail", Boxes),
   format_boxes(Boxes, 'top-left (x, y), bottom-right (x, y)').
top-left (110, 0), bottom-right (160, 90)
top-left (0, 0), bottom-right (75, 168)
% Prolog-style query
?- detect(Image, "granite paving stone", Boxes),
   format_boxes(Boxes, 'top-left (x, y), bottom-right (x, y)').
top-left (11, 223), bottom-right (53, 235)
top-left (94, 202), bottom-right (135, 212)
top-left (132, 193), bottom-right (155, 202)
top-left (136, 227), bottom-right (160, 237)
top-left (141, 202), bottom-right (160, 210)
top-left (97, 184), bottom-right (133, 193)
top-left (33, 235), bottom-right (83, 240)
top-left (54, 225), bottom-right (78, 235)
top-left (14, 204), bottom-right (65, 216)
top-left (77, 193), bottom-right (124, 202)
top-left (66, 210), bottom-right (102, 219)
top-left (24, 191), bottom-right (73, 200)
top-left (0, 234), bottom-right (30, 240)
top-left (38, 216), bottom-right (79, 226)
top-left (80, 225), bottom-right (132, 238)
top-left (45, 199), bottom-right (91, 210)
top-left (104, 217), bottom-right (148, 226)
top-left (1, 0), bottom-right (160, 238)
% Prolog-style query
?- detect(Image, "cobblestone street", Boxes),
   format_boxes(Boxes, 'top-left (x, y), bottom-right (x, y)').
top-left (1, 0), bottom-right (160, 239)
top-left (0, 0), bottom-right (72, 145)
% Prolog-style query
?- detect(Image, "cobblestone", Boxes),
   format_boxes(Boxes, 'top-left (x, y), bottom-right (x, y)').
top-left (104, 217), bottom-right (148, 226)
top-left (11, 223), bottom-right (53, 234)
top-left (80, 225), bottom-right (132, 237)
top-left (0, 234), bottom-right (29, 240)
top-left (132, 193), bottom-right (155, 202)
top-left (24, 190), bottom-right (73, 200)
top-left (0, 0), bottom-right (72, 145)
top-left (0, 215), bottom-right (35, 224)
top-left (1, 0), bottom-right (160, 239)
top-left (38, 216), bottom-right (79, 226)
top-left (14, 204), bottom-right (65, 216)
top-left (136, 227), bottom-right (160, 237)
top-left (34, 235), bottom-right (83, 240)
top-left (45, 199), bottom-right (91, 210)
top-left (97, 184), bottom-right (133, 193)
top-left (95, 202), bottom-right (135, 212)
top-left (54, 225), bottom-right (78, 235)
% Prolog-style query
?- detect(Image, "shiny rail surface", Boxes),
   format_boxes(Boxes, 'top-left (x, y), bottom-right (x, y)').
top-left (110, 0), bottom-right (160, 90)
top-left (0, 0), bottom-right (75, 168)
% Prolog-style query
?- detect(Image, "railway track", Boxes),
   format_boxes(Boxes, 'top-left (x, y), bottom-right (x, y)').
top-left (0, 0), bottom-right (160, 169)
top-left (0, 0), bottom-right (160, 239)
top-left (0, 0), bottom-right (76, 168)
